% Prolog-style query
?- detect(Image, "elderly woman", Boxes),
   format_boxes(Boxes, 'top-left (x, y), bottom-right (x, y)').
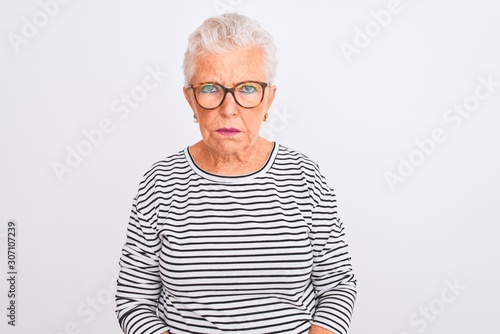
top-left (116, 13), bottom-right (356, 334)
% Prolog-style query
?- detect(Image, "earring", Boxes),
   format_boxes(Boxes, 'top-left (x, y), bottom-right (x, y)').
top-left (193, 114), bottom-right (198, 123)
top-left (264, 113), bottom-right (269, 122)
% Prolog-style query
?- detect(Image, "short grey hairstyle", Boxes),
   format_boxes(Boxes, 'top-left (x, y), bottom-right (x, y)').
top-left (183, 13), bottom-right (278, 86)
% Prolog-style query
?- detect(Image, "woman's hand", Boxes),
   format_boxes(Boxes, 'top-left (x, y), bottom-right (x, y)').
top-left (309, 324), bottom-right (335, 334)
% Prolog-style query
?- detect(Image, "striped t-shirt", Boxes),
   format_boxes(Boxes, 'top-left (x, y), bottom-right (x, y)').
top-left (116, 143), bottom-right (357, 334)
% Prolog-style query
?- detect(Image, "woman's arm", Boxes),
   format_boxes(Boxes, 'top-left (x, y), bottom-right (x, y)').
top-left (308, 173), bottom-right (357, 334)
top-left (309, 324), bottom-right (335, 334)
top-left (115, 196), bottom-right (170, 334)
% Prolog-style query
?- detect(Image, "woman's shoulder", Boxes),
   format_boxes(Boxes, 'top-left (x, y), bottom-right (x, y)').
top-left (138, 148), bottom-right (190, 187)
top-left (276, 144), bottom-right (335, 197)
top-left (276, 144), bottom-right (322, 173)
top-left (150, 149), bottom-right (187, 170)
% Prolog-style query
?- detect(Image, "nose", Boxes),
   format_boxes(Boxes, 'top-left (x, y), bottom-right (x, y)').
top-left (219, 90), bottom-right (238, 117)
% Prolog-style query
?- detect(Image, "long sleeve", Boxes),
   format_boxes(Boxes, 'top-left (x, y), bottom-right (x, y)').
top-left (309, 176), bottom-right (357, 334)
top-left (115, 145), bottom-right (357, 333)
top-left (115, 196), bottom-right (170, 334)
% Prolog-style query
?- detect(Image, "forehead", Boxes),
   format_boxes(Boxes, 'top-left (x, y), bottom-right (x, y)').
top-left (191, 47), bottom-right (266, 85)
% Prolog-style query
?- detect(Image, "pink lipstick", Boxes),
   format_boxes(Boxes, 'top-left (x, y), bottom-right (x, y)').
top-left (215, 127), bottom-right (241, 136)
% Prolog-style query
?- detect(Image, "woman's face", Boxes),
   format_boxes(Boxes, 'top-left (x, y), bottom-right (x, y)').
top-left (184, 47), bottom-right (276, 156)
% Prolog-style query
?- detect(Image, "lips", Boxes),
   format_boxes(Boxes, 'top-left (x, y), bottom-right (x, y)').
top-left (215, 127), bottom-right (241, 136)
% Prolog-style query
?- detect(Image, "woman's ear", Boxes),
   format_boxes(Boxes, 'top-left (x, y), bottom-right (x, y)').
top-left (183, 87), bottom-right (195, 108)
top-left (267, 85), bottom-right (277, 105)
top-left (263, 85), bottom-right (277, 113)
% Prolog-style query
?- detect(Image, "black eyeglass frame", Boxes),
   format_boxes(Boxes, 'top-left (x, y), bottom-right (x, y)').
top-left (189, 81), bottom-right (269, 110)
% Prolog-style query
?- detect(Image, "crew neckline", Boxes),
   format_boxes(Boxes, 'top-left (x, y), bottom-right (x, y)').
top-left (184, 142), bottom-right (278, 183)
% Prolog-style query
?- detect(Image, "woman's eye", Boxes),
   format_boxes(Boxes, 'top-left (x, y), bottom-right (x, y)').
top-left (200, 84), bottom-right (218, 93)
top-left (239, 84), bottom-right (257, 94)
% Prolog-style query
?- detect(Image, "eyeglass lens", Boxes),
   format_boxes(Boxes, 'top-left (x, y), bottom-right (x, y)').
top-left (193, 82), bottom-right (265, 109)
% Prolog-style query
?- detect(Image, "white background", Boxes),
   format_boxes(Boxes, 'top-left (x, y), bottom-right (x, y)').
top-left (1, 0), bottom-right (499, 333)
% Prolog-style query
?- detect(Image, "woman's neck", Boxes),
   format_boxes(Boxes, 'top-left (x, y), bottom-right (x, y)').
top-left (189, 138), bottom-right (274, 176)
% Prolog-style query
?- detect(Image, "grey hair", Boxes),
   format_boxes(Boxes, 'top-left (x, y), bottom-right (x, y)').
top-left (183, 13), bottom-right (278, 86)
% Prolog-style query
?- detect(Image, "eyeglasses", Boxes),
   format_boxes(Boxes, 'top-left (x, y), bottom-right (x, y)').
top-left (189, 81), bottom-right (268, 110)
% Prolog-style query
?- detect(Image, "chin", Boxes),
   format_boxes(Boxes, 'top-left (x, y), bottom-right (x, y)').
top-left (207, 138), bottom-right (248, 153)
